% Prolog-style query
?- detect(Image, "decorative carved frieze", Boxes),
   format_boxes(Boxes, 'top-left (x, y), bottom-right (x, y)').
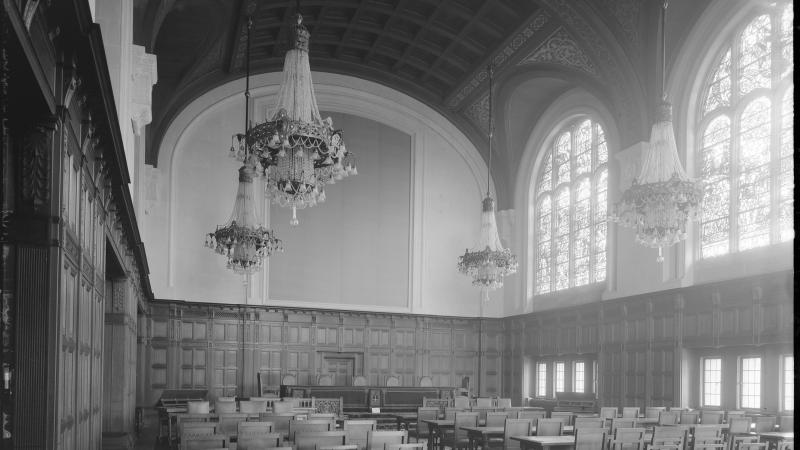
top-left (19, 123), bottom-right (53, 212)
top-left (464, 93), bottom-right (490, 133)
top-left (518, 27), bottom-right (598, 77)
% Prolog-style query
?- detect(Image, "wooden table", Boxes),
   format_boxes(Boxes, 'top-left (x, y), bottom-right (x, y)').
top-left (758, 432), bottom-right (794, 450)
top-left (388, 413), bottom-right (419, 431)
top-left (511, 435), bottom-right (575, 450)
top-left (463, 426), bottom-right (504, 450)
top-left (532, 425), bottom-right (575, 435)
top-left (422, 419), bottom-right (454, 450)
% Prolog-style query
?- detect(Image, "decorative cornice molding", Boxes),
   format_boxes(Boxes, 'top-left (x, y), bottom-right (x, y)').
top-left (518, 27), bottom-right (598, 77)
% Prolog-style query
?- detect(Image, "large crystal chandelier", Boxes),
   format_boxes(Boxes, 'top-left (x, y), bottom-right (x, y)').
top-left (457, 65), bottom-right (517, 295)
top-left (230, 2), bottom-right (356, 226)
top-left (611, 1), bottom-right (703, 262)
top-left (206, 17), bottom-right (283, 275)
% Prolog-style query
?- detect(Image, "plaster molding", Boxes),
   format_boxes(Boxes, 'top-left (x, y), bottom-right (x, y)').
top-left (129, 45), bottom-right (157, 136)
top-left (518, 27), bottom-right (599, 77)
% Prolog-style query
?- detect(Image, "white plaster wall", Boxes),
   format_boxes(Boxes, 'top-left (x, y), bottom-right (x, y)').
top-left (144, 73), bottom-right (499, 317)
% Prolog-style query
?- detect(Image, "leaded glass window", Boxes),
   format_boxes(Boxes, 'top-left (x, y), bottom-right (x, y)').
top-left (534, 118), bottom-right (608, 294)
top-left (698, 3), bottom-right (794, 258)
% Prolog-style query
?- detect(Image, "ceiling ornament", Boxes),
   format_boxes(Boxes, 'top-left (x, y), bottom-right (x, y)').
top-left (610, 1), bottom-right (703, 262)
top-left (464, 93), bottom-right (490, 134)
top-left (207, 17), bottom-right (283, 276)
top-left (600, 0), bottom-right (642, 54)
top-left (447, 11), bottom-right (550, 109)
top-left (458, 65), bottom-right (518, 299)
top-left (518, 27), bottom-right (598, 77)
top-left (229, 2), bottom-right (356, 226)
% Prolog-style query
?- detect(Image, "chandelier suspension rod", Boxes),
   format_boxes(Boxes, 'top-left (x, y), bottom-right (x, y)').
top-left (660, 1), bottom-right (667, 101)
top-left (487, 64), bottom-right (493, 198)
top-left (244, 16), bottom-right (252, 158)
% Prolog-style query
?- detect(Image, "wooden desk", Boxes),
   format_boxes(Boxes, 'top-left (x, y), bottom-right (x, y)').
top-left (511, 435), bottom-right (575, 450)
top-left (422, 419), bottom-right (454, 450)
top-left (463, 426), bottom-right (504, 450)
top-left (758, 432), bottom-right (793, 450)
top-left (388, 412), bottom-right (419, 430)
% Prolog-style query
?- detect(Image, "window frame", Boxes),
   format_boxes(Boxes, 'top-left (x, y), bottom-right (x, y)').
top-left (536, 362), bottom-right (549, 398)
top-left (554, 361), bottom-right (566, 393)
top-left (574, 361), bottom-right (585, 394)
top-left (694, 3), bottom-right (794, 260)
top-left (701, 356), bottom-right (723, 408)
top-left (738, 355), bottom-right (762, 410)
top-left (782, 354), bottom-right (794, 412)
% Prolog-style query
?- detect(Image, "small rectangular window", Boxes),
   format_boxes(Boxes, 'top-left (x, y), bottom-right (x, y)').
top-left (536, 362), bottom-right (547, 397)
top-left (740, 357), bottom-right (761, 409)
top-left (574, 361), bottom-right (585, 393)
top-left (703, 357), bottom-right (722, 407)
top-left (784, 355), bottom-right (794, 411)
top-left (555, 362), bottom-right (565, 393)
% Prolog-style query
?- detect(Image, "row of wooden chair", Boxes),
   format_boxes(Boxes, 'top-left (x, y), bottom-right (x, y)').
top-left (181, 429), bottom-right (421, 450)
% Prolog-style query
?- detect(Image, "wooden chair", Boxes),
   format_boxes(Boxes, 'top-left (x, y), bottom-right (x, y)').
top-left (726, 411), bottom-right (746, 421)
top-left (282, 374), bottom-right (297, 386)
top-left (609, 428), bottom-right (646, 450)
top-left (648, 426), bottom-right (687, 450)
top-left (753, 416), bottom-right (776, 433)
top-left (181, 433), bottom-right (229, 450)
top-left (238, 421), bottom-right (274, 434)
top-left (472, 407), bottom-right (493, 426)
top-left (180, 421), bottom-right (217, 438)
top-left (386, 375), bottom-right (401, 387)
top-left (692, 425), bottom-right (725, 450)
top-left (486, 411), bottom-right (511, 427)
top-left (215, 401), bottom-right (237, 414)
top-left (260, 414), bottom-right (295, 439)
top-left (410, 408), bottom-right (438, 443)
top-left (499, 419), bottom-right (533, 450)
top-left (240, 400), bottom-right (267, 414)
top-left (601, 407), bottom-right (619, 421)
top-left (503, 408), bottom-right (522, 419)
top-left (367, 430), bottom-right (408, 450)
top-left (646, 408), bottom-right (667, 419)
top-left (535, 419), bottom-right (563, 436)
top-left (344, 419), bottom-right (377, 450)
top-left (658, 411), bottom-right (679, 426)
top-left (236, 432), bottom-right (283, 450)
top-left (353, 376), bottom-right (368, 386)
top-left (551, 412), bottom-right (574, 426)
top-left (575, 428), bottom-right (607, 450)
top-left (733, 437), bottom-right (766, 450)
top-left (454, 396), bottom-right (471, 410)
top-left (574, 418), bottom-right (604, 429)
top-left (496, 398), bottom-right (513, 409)
top-left (319, 446), bottom-right (359, 450)
top-left (445, 407), bottom-right (462, 420)
top-left (728, 418), bottom-right (755, 450)
top-left (441, 412), bottom-right (478, 450)
top-left (700, 411), bottom-right (724, 425)
top-left (187, 401), bottom-right (211, 414)
top-left (680, 412), bottom-right (700, 425)
top-left (778, 415), bottom-right (793, 432)
top-left (419, 376), bottom-right (433, 387)
top-left (476, 398), bottom-right (494, 408)
top-left (518, 410), bottom-right (547, 423)
top-left (622, 407), bottom-right (641, 419)
top-left (611, 419), bottom-right (637, 434)
top-left (294, 431), bottom-right (346, 450)
top-left (217, 413), bottom-right (249, 439)
top-left (290, 419), bottom-right (335, 441)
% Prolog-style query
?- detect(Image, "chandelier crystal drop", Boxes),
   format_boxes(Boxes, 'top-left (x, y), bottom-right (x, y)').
top-left (610, 1), bottom-right (703, 262)
top-left (205, 164), bottom-right (283, 275)
top-left (457, 65), bottom-right (517, 293)
top-left (230, 8), bottom-right (356, 225)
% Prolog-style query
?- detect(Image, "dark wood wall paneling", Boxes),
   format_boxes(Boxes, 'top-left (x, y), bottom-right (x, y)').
top-left (140, 302), bottom-right (504, 405)
top-left (504, 270), bottom-right (794, 412)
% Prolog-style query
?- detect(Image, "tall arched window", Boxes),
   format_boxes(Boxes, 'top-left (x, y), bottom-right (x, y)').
top-left (534, 118), bottom-right (608, 294)
top-left (698, 3), bottom-right (793, 258)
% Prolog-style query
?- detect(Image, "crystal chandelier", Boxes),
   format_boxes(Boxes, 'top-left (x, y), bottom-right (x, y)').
top-left (457, 65), bottom-right (517, 294)
top-left (230, 1), bottom-right (356, 226)
top-left (611, 1), bottom-right (703, 262)
top-left (206, 17), bottom-right (283, 275)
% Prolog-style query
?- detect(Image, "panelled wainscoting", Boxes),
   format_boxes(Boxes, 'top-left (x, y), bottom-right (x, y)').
top-left (504, 270), bottom-right (793, 412)
top-left (138, 302), bottom-right (504, 405)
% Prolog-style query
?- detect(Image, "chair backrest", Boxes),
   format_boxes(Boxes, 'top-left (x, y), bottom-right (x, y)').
top-left (423, 397), bottom-right (450, 414)
top-left (518, 410), bottom-right (547, 422)
top-left (310, 413), bottom-right (337, 420)
top-left (454, 396), bottom-right (471, 409)
top-left (550, 412), bottom-right (574, 426)
top-left (295, 431), bottom-right (347, 450)
top-left (680, 411), bottom-right (699, 425)
top-left (293, 397), bottom-right (316, 409)
top-left (187, 401), bottom-right (211, 414)
top-left (728, 417), bottom-right (751, 434)
top-left (610, 418), bottom-right (636, 433)
top-left (419, 376), bottom-right (433, 387)
top-left (282, 374), bottom-right (297, 385)
top-left (290, 419), bottom-right (334, 440)
top-left (753, 416), bottom-right (777, 433)
top-left (600, 407), bottom-right (619, 420)
top-left (386, 375), bottom-right (401, 386)
top-left (260, 414), bottom-right (294, 438)
top-left (504, 408), bottom-right (521, 419)
top-left (239, 421), bottom-right (274, 434)
top-left (621, 407), bottom-right (640, 418)
top-left (504, 419), bottom-right (533, 450)
top-left (215, 401), bottom-right (237, 414)
top-left (611, 428), bottom-right (645, 450)
top-left (415, 408), bottom-right (439, 438)
top-left (574, 418), bottom-right (604, 429)
top-left (181, 433), bottom-right (228, 450)
top-left (536, 419), bottom-right (563, 436)
top-left (645, 407), bottom-right (667, 419)
top-left (476, 397), bottom-right (493, 408)
top-left (575, 428), bottom-right (607, 450)
top-left (700, 410), bottom-right (724, 425)
top-left (693, 425), bottom-right (724, 446)
top-left (445, 407), bottom-right (461, 420)
top-left (650, 426), bottom-right (687, 449)
top-left (272, 400), bottom-right (293, 414)
top-left (367, 430), bottom-right (407, 450)
top-left (386, 444), bottom-right (426, 450)
top-left (217, 413), bottom-right (249, 437)
top-left (319, 446), bottom-right (359, 450)
top-left (453, 412), bottom-right (479, 442)
top-left (726, 411), bottom-right (746, 421)
top-left (779, 415), bottom-right (793, 432)
top-left (318, 374), bottom-right (334, 386)
top-left (353, 376), bottom-right (368, 386)
top-left (472, 407), bottom-right (492, 425)
top-left (236, 432), bottom-right (283, 450)
top-left (344, 419), bottom-right (377, 450)
top-left (657, 411), bottom-right (679, 426)
top-left (316, 397), bottom-right (344, 417)
top-left (496, 398), bottom-right (512, 409)
top-left (486, 411), bottom-right (510, 427)
top-left (181, 422), bottom-right (217, 438)
top-left (218, 396), bottom-right (236, 402)
top-left (240, 400), bottom-right (267, 414)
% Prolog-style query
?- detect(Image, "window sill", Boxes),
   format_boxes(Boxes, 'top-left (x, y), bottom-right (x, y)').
top-left (692, 242), bottom-right (793, 285)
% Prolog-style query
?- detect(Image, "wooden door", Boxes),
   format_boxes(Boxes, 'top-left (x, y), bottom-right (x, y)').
top-left (324, 357), bottom-right (354, 386)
